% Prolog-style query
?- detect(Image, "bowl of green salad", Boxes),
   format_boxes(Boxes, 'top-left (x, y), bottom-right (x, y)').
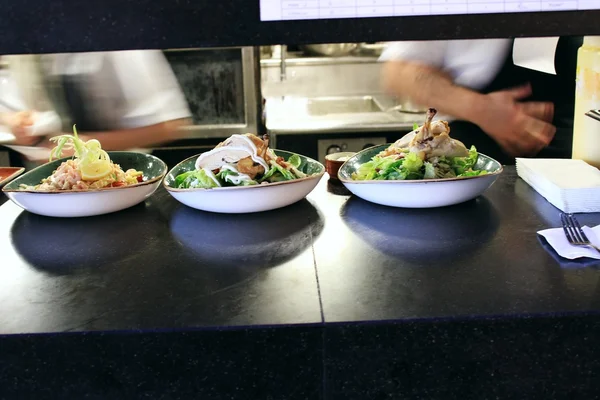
top-left (164, 133), bottom-right (325, 213)
top-left (337, 108), bottom-right (503, 208)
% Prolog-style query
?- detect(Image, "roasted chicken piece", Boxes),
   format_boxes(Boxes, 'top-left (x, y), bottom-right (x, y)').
top-left (236, 156), bottom-right (265, 179)
top-left (217, 133), bottom-right (274, 162)
top-left (197, 133), bottom-right (272, 171)
top-left (381, 108), bottom-right (469, 159)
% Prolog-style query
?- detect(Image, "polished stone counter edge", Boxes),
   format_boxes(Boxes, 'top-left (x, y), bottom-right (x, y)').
top-left (2, 313), bottom-right (600, 399)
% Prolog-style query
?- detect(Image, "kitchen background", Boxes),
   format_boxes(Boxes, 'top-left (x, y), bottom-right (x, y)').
top-left (0, 40), bottom-right (578, 167)
top-left (0, 42), bottom-right (426, 167)
top-left (168, 42), bottom-right (426, 165)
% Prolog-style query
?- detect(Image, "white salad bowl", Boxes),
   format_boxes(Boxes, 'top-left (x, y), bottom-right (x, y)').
top-left (164, 150), bottom-right (325, 213)
top-left (338, 144), bottom-right (503, 208)
top-left (2, 152), bottom-right (167, 218)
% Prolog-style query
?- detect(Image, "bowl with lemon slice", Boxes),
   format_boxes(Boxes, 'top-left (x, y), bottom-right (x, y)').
top-left (2, 125), bottom-right (167, 217)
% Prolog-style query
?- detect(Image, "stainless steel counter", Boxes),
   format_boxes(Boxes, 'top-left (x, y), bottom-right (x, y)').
top-left (264, 94), bottom-right (426, 135)
top-left (261, 55), bottom-right (379, 67)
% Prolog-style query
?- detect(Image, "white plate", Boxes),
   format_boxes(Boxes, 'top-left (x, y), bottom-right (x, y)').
top-left (164, 150), bottom-right (325, 214)
top-left (338, 144), bottom-right (503, 208)
top-left (2, 152), bottom-right (167, 218)
top-left (0, 111), bottom-right (61, 143)
top-left (0, 131), bottom-right (15, 144)
top-left (2, 144), bottom-right (51, 161)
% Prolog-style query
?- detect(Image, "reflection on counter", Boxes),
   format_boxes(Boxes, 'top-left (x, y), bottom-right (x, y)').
top-left (327, 178), bottom-right (352, 196)
top-left (170, 199), bottom-right (324, 268)
top-left (10, 202), bottom-right (165, 273)
top-left (341, 196), bottom-right (500, 263)
top-left (0, 189), bottom-right (325, 333)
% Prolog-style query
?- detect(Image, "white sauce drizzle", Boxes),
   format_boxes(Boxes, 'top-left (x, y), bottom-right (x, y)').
top-left (233, 135), bottom-right (270, 171)
top-left (202, 168), bottom-right (221, 187)
top-left (219, 164), bottom-right (253, 185)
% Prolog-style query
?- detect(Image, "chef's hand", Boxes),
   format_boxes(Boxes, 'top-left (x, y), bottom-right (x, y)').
top-left (476, 84), bottom-right (556, 156)
top-left (2, 111), bottom-right (39, 146)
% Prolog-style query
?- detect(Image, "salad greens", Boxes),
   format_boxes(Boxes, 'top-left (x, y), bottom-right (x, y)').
top-left (175, 169), bottom-right (221, 189)
top-left (352, 145), bottom-right (487, 181)
top-left (175, 153), bottom-right (308, 189)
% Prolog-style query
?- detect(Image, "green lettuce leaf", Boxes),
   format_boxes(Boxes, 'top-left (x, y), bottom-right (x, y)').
top-left (423, 162), bottom-right (436, 179)
top-left (402, 152), bottom-right (423, 173)
top-left (352, 156), bottom-right (397, 180)
top-left (287, 154), bottom-right (302, 169)
top-left (459, 170), bottom-right (488, 177)
top-left (217, 169), bottom-right (257, 186)
top-left (452, 145), bottom-right (478, 175)
top-left (261, 161), bottom-right (296, 183)
top-left (175, 169), bottom-right (221, 189)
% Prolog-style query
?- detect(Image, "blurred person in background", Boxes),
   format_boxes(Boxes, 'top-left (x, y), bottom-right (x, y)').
top-left (0, 50), bottom-right (191, 163)
top-left (380, 37), bottom-right (582, 165)
top-left (0, 57), bottom-right (59, 147)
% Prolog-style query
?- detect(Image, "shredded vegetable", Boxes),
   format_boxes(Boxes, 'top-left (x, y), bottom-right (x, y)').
top-left (19, 125), bottom-right (144, 191)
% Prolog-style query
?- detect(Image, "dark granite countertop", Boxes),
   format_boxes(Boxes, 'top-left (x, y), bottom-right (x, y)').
top-left (2, 167), bottom-right (600, 399)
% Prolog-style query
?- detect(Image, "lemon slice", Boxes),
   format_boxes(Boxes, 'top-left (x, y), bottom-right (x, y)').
top-left (80, 161), bottom-right (112, 181)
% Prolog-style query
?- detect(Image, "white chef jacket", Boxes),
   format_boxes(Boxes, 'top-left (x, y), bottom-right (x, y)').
top-left (4, 50), bottom-right (191, 132)
top-left (0, 51), bottom-right (191, 161)
top-left (40, 50), bottom-right (192, 130)
top-left (0, 68), bottom-right (27, 112)
top-left (379, 39), bottom-right (513, 91)
top-left (0, 64), bottom-right (62, 138)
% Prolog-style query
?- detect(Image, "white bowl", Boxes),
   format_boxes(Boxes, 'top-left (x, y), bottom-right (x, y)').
top-left (164, 150), bottom-right (325, 214)
top-left (338, 144), bottom-right (503, 208)
top-left (2, 152), bottom-right (167, 218)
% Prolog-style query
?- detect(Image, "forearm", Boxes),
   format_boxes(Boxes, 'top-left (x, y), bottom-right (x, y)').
top-left (76, 118), bottom-right (190, 151)
top-left (381, 60), bottom-right (488, 125)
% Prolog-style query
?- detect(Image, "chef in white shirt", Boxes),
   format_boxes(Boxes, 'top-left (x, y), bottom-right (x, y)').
top-left (0, 61), bottom-right (58, 146)
top-left (2, 50), bottom-right (192, 158)
top-left (379, 39), bottom-right (562, 164)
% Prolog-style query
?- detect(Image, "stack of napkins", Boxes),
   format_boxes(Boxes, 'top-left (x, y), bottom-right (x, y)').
top-left (516, 158), bottom-right (600, 213)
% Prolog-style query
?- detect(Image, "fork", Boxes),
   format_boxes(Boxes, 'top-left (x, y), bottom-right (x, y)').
top-left (560, 212), bottom-right (600, 254)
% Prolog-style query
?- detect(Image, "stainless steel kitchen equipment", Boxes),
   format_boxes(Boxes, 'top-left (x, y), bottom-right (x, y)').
top-left (385, 98), bottom-right (428, 114)
top-left (299, 43), bottom-right (387, 57)
top-left (148, 46), bottom-right (262, 167)
top-left (300, 43), bottom-right (360, 57)
top-left (162, 46), bottom-right (260, 140)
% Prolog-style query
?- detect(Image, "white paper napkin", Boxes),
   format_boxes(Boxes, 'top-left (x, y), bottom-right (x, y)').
top-left (516, 158), bottom-right (600, 213)
top-left (538, 225), bottom-right (600, 260)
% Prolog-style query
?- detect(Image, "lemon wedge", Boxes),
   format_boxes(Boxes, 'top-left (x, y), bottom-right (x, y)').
top-left (80, 161), bottom-right (112, 181)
